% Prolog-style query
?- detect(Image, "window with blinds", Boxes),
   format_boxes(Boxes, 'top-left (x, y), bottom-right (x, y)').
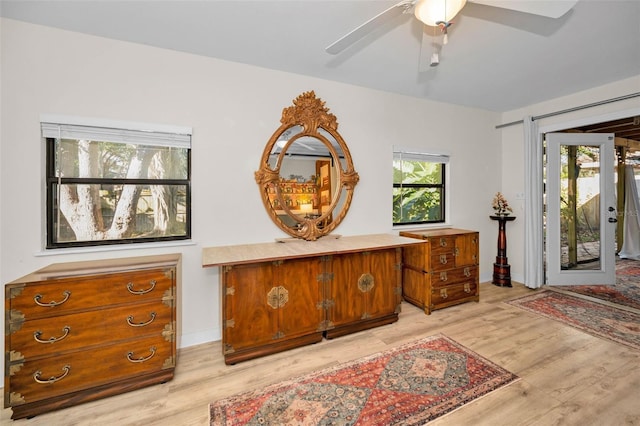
top-left (42, 117), bottom-right (191, 248)
top-left (393, 149), bottom-right (448, 225)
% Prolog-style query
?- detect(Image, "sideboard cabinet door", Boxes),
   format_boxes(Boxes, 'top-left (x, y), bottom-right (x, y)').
top-left (221, 257), bottom-right (325, 365)
top-left (326, 248), bottom-right (401, 338)
top-left (222, 262), bottom-right (278, 355)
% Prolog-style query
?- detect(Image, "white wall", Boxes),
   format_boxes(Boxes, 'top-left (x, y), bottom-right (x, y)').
top-left (0, 17), bottom-right (504, 384)
top-left (499, 75), bottom-right (640, 284)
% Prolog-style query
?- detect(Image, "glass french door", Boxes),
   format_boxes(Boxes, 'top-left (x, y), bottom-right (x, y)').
top-left (546, 132), bottom-right (617, 285)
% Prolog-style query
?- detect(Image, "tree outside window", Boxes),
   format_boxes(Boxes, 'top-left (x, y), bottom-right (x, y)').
top-left (43, 121), bottom-right (191, 248)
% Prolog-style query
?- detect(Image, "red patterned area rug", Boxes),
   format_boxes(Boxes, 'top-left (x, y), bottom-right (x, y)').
top-left (209, 334), bottom-right (518, 425)
top-left (508, 291), bottom-right (640, 350)
top-left (555, 259), bottom-right (640, 310)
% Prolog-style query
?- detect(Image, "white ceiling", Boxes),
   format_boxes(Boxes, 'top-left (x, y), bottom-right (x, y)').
top-left (2, 0), bottom-right (639, 112)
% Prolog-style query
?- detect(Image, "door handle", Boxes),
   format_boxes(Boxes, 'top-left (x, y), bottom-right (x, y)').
top-left (608, 217), bottom-right (618, 223)
top-left (608, 206), bottom-right (616, 212)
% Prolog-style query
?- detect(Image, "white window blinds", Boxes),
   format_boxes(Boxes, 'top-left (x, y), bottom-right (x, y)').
top-left (393, 148), bottom-right (449, 164)
top-left (41, 115), bottom-right (191, 148)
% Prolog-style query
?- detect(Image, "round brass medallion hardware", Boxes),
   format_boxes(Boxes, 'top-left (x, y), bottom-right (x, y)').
top-left (358, 273), bottom-right (375, 293)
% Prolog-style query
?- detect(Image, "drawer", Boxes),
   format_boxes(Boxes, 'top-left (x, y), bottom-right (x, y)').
top-left (428, 235), bottom-right (456, 255)
top-left (7, 300), bottom-right (174, 361)
top-left (431, 266), bottom-right (478, 288)
top-left (428, 252), bottom-right (456, 272)
top-left (7, 268), bottom-right (174, 320)
top-left (399, 231), bottom-right (456, 256)
top-left (431, 281), bottom-right (478, 306)
top-left (6, 334), bottom-right (175, 407)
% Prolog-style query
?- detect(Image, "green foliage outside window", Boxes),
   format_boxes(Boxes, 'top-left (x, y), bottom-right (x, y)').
top-left (393, 159), bottom-right (445, 225)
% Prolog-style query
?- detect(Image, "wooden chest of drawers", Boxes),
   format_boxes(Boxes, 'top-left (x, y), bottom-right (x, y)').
top-left (4, 254), bottom-right (180, 420)
top-left (400, 229), bottom-right (479, 314)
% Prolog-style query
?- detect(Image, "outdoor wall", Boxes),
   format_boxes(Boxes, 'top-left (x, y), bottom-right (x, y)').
top-left (0, 17), bottom-right (503, 385)
top-left (499, 75), bottom-right (640, 285)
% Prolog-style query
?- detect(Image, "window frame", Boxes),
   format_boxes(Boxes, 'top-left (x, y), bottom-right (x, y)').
top-left (42, 117), bottom-right (192, 249)
top-left (392, 149), bottom-right (449, 226)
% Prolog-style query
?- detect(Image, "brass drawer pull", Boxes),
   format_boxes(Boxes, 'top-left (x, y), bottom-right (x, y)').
top-left (34, 290), bottom-right (71, 307)
top-left (464, 283), bottom-right (471, 293)
top-left (127, 346), bottom-right (156, 363)
top-left (439, 238), bottom-right (447, 247)
top-left (34, 365), bottom-right (70, 384)
top-left (464, 267), bottom-right (471, 277)
top-left (440, 271), bottom-right (448, 282)
top-left (439, 254), bottom-right (447, 265)
top-left (440, 288), bottom-right (448, 299)
top-left (127, 279), bottom-right (157, 295)
top-left (127, 312), bottom-right (156, 327)
top-left (34, 326), bottom-right (71, 344)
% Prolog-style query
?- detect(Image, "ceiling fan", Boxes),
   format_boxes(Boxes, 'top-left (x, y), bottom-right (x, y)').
top-left (326, 0), bottom-right (578, 67)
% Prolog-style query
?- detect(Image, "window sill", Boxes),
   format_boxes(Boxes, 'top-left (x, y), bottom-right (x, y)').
top-left (35, 240), bottom-right (196, 257)
top-left (392, 223), bottom-right (452, 232)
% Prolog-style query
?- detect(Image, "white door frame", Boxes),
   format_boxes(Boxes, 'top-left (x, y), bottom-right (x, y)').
top-left (546, 132), bottom-right (616, 285)
top-left (532, 106), bottom-right (640, 286)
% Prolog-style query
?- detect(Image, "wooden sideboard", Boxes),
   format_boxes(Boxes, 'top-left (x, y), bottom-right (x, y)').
top-left (4, 254), bottom-right (180, 420)
top-left (202, 234), bottom-right (422, 365)
top-left (400, 228), bottom-right (479, 314)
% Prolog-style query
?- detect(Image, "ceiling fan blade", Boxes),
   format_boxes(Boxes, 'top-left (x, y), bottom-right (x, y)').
top-left (325, 0), bottom-right (416, 55)
top-left (469, 0), bottom-right (578, 18)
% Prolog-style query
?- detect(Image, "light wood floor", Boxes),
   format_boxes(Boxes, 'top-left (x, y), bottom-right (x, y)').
top-left (4, 282), bottom-right (640, 425)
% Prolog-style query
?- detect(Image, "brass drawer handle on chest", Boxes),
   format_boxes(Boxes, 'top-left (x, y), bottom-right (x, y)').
top-left (439, 254), bottom-right (447, 265)
top-left (439, 238), bottom-right (447, 247)
top-left (33, 365), bottom-right (71, 384)
top-left (464, 267), bottom-right (471, 277)
top-left (440, 288), bottom-right (448, 299)
top-left (439, 271), bottom-right (448, 282)
top-left (33, 290), bottom-right (71, 307)
top-left (464, 283), bottom-right (472, 293)
top-left (127, 346), bottom-right (156, 363)
top-left (127, 312), bottom-right (157, 327)
top-left (33, 326), bottom-right (71, 344)
top-left (127, 279), bottom-right (157, 295)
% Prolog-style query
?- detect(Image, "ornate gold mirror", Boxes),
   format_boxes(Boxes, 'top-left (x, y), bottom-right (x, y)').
top-left (255, 91), bottom-right (359, 241)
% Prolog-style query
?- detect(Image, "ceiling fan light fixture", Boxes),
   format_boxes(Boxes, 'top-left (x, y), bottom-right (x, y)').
top-left (414, 0), bottom-right (467, 26)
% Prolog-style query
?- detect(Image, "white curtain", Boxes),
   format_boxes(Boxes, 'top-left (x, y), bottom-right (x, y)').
top-left (523, 116), bottom-right (544, 288)
top-left (619, 165), bottom-right (640, 260)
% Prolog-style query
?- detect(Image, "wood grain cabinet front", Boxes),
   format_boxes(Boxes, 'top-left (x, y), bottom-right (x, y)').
top-left (400, 229), bottom-right (479, 314)
top-left (203, 234), bottom-right (418, 365)
top-left (326, 248), bottom-right (401, 338)
top-left (220, 248), bottom-right (402, 364)
top-left (221, 257), bottom-right (325, 365)
top-left (4, 254), bottom-right (180, 420)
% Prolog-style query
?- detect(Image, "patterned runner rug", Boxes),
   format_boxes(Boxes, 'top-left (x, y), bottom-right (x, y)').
top-left (209, 334), bottom-right (518, 425)
top-left (508, 291), bottom-right (640, 350)
top-left (555, 258), bottom-right (640, 310)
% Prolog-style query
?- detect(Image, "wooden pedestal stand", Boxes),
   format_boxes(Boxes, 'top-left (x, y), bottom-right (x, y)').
top-left (490, 215), bottom-right (516, 287)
